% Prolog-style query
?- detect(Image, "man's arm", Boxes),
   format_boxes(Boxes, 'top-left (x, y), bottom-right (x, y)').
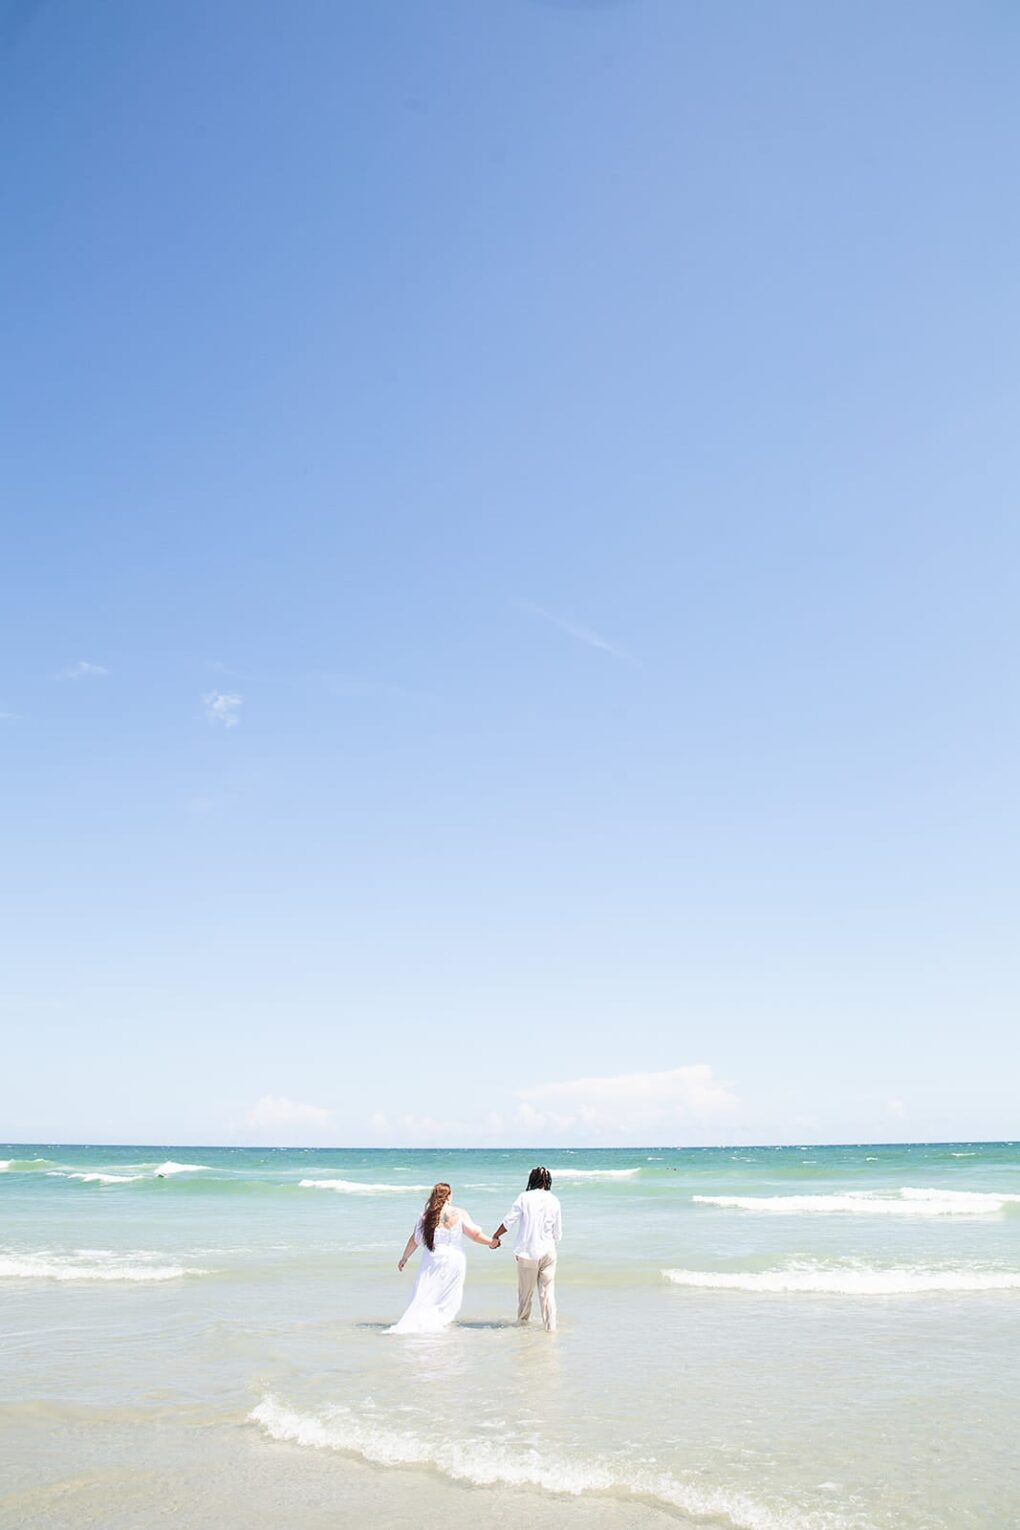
top-left (492, 1194), bottom-right (523, 1246)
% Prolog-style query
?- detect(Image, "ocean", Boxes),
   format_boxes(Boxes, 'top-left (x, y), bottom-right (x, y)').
top-left (1, 1142), bottom-right (1017, 1530)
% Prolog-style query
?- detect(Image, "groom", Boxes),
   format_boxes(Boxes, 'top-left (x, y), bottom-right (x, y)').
top-left (492, 1166), bottom-right (562, 1331)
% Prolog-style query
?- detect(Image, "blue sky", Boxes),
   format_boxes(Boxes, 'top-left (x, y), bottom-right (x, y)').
top-left (2, 0), bottom-right (1018, 1146)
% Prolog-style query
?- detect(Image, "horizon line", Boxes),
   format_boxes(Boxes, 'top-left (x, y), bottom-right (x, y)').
top-left (2, 1138), bottom-right (1014, 1152)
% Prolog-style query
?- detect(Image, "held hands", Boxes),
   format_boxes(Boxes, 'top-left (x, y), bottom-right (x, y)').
top-left (489, 1235), bottom-right (501, 1249)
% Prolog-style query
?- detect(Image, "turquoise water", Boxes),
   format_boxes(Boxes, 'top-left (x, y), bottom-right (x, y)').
top-left (2, 1142), bottom-right (1018, 1529)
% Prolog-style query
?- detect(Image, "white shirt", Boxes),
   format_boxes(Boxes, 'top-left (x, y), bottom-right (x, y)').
top-left (502, 1188), bottom-right (562, 1260)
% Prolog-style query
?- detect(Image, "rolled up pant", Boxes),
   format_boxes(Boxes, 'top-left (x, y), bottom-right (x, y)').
top-left (516, 1252), bottom-right (557, 1330)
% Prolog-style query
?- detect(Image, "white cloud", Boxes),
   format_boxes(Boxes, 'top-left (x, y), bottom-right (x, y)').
top-left (203, 690), bottom-right (242, 727)
top-left (520, 600), bottom-right (629, 660)
top-left (246, 1095), bottom-right (332, 1134)
top-left (59, 660), bottom-right (108, 679)
top-left (354, 1067), bottom-right (738, 1148)
top-left (516, 1065), bottom-right (738, 1138)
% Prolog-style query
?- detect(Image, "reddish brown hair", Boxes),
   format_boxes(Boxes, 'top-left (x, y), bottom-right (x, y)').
top-left (421, 1182), bottom-right (452, 1251)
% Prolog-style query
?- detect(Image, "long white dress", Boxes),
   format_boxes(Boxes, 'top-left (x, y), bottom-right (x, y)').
top-left (388, 1209), bottom-right (480, 1334)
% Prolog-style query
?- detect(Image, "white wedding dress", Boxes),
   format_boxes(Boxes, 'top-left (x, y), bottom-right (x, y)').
top-left (388, 1209), bottom-right (481, 1334)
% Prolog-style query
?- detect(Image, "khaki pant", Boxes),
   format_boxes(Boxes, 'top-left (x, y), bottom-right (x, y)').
top-left (516, 1253), bottom-right (557, 1330)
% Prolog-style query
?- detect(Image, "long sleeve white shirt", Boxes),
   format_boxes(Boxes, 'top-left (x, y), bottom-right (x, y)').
top-left (501, 1188), bottom-right (562, 1260)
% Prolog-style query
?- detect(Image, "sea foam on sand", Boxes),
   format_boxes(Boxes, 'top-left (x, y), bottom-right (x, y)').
top-left (249, 1395), bottom-right (850, 1530)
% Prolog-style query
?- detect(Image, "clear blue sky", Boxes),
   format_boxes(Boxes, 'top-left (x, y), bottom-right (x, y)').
top-left (2, 0), bottom-right (1017, 1147)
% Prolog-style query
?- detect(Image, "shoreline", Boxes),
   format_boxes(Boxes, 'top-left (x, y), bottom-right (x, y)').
top-left (0, 1412), bottom-right (686, 1530)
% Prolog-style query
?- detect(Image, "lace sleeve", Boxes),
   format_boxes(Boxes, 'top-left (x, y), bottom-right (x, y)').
top-left (413, 1214), bottom-right (424, 1246)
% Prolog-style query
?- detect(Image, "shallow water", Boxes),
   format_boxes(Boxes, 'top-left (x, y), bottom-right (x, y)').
top-left (2, 1142), bottom-right (1018, 1529)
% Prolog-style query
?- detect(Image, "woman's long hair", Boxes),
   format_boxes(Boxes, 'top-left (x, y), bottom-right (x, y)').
top-left (421, 1182), bottom-right (452, 1251)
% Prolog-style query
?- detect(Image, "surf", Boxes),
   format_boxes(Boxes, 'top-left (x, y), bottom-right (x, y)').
top-left (0, 1252), bottom-right (210, 1282)
top-left (249, 1395), bottom-right (854, 1530)
top-left (299, 1178), bottom-right (431, 1194)
top-left (662, 1261), bottom-right (1020, 1294)
top-left (693, 1187), bottom-right (1020, 1216)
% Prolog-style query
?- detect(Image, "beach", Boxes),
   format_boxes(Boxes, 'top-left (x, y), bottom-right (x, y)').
top-left (2, 1143), bottom-right (1018, 1530)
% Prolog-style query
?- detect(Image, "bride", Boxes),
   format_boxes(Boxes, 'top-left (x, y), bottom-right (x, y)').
top-left (388, 1181), bottom-right (497, 1334)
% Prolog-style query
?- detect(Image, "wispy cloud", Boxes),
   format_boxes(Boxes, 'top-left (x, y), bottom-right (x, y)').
top-left (520, 600), bottom-right (630, 660)
top-left (0, 711), bottom-right (19, 721)
top-left (357, 1065), bottom-right (738, 1147)
top-left (59, 660), bottom-right (108, 679)
top-left (203, 690), bottom-right (242, 727)
top-left (246, 1095), bottom-right (332, 1134)
top-left (515, 1065), bottom-right (738, 1137)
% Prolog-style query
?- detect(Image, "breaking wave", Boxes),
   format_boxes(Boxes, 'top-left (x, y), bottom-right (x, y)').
top-left (39, 1160), bottom-right (212, 1186)
top-left (693, 1188), bottom-right (1020, 1217)
top-left (64, 1172), bottom-right (147, 1185)
top-left (299, 1179), bottom-right (431, 1195)
top-left (0, 1252), bottom-right (209, 1283)
top-left (249, 1395), bottom-right (849, 1530)
top-left (548, 1167), bottom-right (640, 1181)
top-left (662, 1261), bottom-right (1020, 1295)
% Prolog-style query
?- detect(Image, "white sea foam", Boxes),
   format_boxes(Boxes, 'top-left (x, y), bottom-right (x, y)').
top-left (694, 1187), bottom-right (1020, 1217)
top-left (250, 1396), bottom-right (848, 1530)
top-left (549, 1167), bottom-right (640, 1181)
top-left (44, 1161), bottom-right (209, 1183)
top-left (662, 1262), bottom-right (1020, 1295)
top-left (0, 1252), bottom-right (208, 1283)
top-left (66, 1172), bottom-right (147, 1185)
top-left (299, 1179), bottom-right (430, 1195)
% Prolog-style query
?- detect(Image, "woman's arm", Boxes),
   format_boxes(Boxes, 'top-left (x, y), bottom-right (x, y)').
top-left (459, 1210), bottom-right (499, 1249)
top-left (397, 1232), bottom-right (418, 1271)
top-left (464, 1225), bottom-right (499, 1248)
